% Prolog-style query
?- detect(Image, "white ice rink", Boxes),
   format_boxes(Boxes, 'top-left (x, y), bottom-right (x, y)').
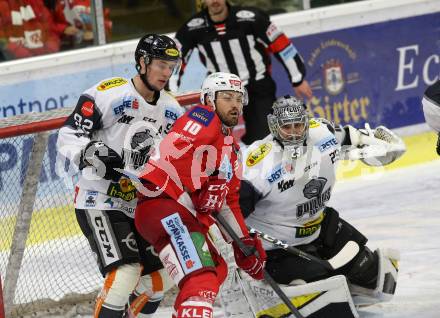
top-left (8, 159), bottom-right (439, 318)
top-left (119, 160), bottom-right (440, 318)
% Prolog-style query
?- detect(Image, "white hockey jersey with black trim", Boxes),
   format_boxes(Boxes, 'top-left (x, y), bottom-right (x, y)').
top-left (57, 77), bottom-right (184, 217)
top-left (241, 119), bottom-right (344, 249)
top-left (422, 80), bottom-right (440, 132)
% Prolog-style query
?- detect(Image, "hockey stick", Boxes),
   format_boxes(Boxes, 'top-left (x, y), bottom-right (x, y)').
top-left (115, 168), bottom-right (359, 272)
top-left (248, 227), bottom-right (359, 271)
top-left (213, 212), bottom-right (304, 318)
top-left (116, 168), bottom-right (303, 317)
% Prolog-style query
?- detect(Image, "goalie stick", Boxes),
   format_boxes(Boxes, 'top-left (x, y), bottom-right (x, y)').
top-left (214, 212), bottom-right (305, 318)
top-left (248, 227), bottom-right (359, 271)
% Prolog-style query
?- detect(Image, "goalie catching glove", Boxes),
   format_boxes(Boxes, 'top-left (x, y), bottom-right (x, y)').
top-left (79, 141), bottom-right (124, 181)
top-left (232, 236), bottom-right (267, 280)
top-left (344, 124), bottom-right (406, 166)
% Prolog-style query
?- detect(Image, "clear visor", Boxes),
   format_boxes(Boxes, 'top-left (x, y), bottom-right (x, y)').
top-left (149, 58), bottom-right (182, 76)
top-left (215, 89), bottom-right (248, 106)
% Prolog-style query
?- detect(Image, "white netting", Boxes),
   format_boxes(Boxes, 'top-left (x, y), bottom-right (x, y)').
top-left (0, 129), bottom-right (101, 317)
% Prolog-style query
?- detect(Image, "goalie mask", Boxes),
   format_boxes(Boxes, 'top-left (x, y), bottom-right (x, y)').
top-left (268, 96), bottom-right (309, 158)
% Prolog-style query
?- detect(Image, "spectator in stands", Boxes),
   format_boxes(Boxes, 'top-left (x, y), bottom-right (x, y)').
top-left (175, 0), bottom-right (313, 145)
top-left (0, 0), bottom-right (12, 61)
top-left (48, 0), bottom-right (112, 50)
top-left (1, 0), bottom-right (61, 60)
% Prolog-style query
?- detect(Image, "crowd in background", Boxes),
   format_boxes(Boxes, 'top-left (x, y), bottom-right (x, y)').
top-left (0, 0), bottom-right (111, 61)
top-left (0, 0), bottom-right (363, 62)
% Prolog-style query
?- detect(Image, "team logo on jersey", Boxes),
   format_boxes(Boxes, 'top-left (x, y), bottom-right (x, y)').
top-left (236, 10), bottom-right (255, 20)
top-left (296, 213), bottom-right (324, 238)
top-left (165, 108), bottom-right (178, 120)
top-left (187, 17), bottom-right (205, 28)
top-left (246, 143), bottom-right (272, 166)
top-left (107, 178), bottom-right (136, 201)
top-left (267, 165), bottom-right (283, 183)
top-left (121, 232), bottom-right (138, 252)
top-left (278, 178), bottom-right (295, 192)
top-left (123, 129), bottom-right (155, 169)
top-left (279, 44), bottom-right (297, 61)
top-left (219, 155), bottom-right (233, 182)
top-left (162, 213), bottom-right (202, 274)
top-left (113, 97), bottom-right (139, 115)
top-left (188, 107), bottom-right (214, 126)
top-left (97, 78), bottom-right (128, 91)
top-left (297, 178), bottom-right (331, 218)
top-left (104, 197), bottom-right (114, 208)
top-left (81, 100), bottom-right (94, 117)
top-left (316, 136), bottom-right (338, 152)
top-left (303, 178), bottom-right (327, 199)
top-left (118, 114), bottom-right (135, 124)
top-left (265, 22), bottom-right (282, 42)
top-left (309, 119), bottom-right (320, 128)
top-left (85, 190), bottom-right (98, 207)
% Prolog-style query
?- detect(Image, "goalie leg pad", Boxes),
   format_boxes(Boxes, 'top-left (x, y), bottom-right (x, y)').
top-left (238, 274), bottom-right (359, 318)
top-left (350, 248), bottom-right (400, 306)
top-left (95, 263), bottom-right (141, 317)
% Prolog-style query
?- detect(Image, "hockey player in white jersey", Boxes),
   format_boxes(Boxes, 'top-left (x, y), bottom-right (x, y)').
top-left (422, 80), bottom-right (440, 155)
top-left (57, 34), bottom-right (184, 318)
top-left (234, 96), bottom-right (403, 317)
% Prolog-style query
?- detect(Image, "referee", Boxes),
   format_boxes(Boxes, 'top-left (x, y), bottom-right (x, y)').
top-left (175, 0), bottom-right (312, 145)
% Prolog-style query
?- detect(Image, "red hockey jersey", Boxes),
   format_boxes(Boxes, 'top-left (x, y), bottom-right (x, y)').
top-left (140, 104), bottom-right (248, 238)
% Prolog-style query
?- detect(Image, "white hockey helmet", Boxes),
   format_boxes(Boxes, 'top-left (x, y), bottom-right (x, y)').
top-left (200, 72), bottom-right (248, 109)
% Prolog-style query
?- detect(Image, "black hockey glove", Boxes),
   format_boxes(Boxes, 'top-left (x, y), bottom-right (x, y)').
top-left (79, 141), bottom-right (123, 181)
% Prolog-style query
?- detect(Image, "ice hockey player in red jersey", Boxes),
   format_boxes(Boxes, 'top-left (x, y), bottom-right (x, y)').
top-left (135, 72), bottom-right (266, 318)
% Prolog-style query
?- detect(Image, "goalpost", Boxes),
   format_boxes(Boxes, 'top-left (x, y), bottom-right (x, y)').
top-left (0, 92), bottom-right (199, 318)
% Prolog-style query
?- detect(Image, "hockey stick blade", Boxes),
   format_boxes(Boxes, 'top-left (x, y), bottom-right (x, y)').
top-left (327, 240), bottom-right (359, 269)
top-left (248, 227), bottom-right (359, 271)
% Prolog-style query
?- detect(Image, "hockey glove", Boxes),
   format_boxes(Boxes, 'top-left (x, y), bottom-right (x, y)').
top-left (232, 236), bottom-right (266, 280)
top-left (344, 124), bottom-right (406, 166)
top-left (79, 141), bottom-right (124, 181)
top-left (195, 176), bottom-right (229, 214)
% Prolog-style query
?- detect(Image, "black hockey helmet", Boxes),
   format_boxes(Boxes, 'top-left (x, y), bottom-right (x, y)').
top-left (135, 34), bottom-right (181, 72)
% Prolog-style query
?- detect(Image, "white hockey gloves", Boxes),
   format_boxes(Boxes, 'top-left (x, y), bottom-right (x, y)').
top-left (344, 124), bottom-right (406, 166)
